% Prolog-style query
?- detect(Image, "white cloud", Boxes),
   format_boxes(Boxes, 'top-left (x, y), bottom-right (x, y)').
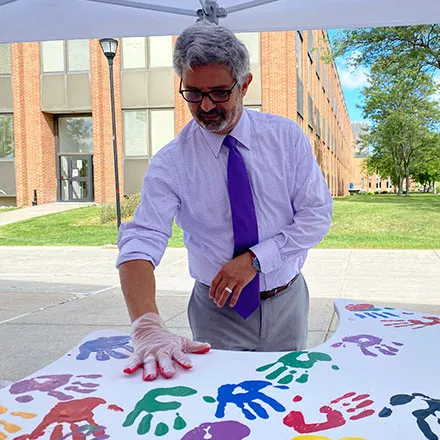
top-left (335, 53), bottom-right (370, 91)
top-left (339, 67), bottom-right (370, 90)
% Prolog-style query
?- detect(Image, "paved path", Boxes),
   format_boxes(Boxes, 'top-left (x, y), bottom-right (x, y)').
top-left (1, 246), bottom-right (439, 383)
top-left (0, 202), bottom-right (92, 226)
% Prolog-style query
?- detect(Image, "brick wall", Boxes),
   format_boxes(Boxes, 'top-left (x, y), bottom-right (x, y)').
top-left (12, 42), bottom-right (56, 206)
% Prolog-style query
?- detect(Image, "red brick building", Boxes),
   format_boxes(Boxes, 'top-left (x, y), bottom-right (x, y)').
top-left (0, 30), bottom-right (354, 206)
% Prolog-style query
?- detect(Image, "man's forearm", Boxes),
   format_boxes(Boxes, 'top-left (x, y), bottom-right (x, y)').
top-left (119, 259), bottom-right (159, 322)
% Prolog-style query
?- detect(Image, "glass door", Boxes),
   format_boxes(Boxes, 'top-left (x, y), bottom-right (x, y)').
top-left (59, 155), bottom-right (93, 202)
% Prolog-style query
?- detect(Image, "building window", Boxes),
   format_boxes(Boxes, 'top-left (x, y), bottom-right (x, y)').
top-left (124, 109), bottom-right (174, 158)
top-left (67, 39), bottom-right (90, 72)
top-left (122, 37), bottom-right (147, 69)
top-left (149, 36), bottom-right (173, 68)
top-left (296, 31), bottom-right (303, 79)
top-left (41, 40), bottom-right (90, 73)
top-left (58, 116), bottom-right (93, 153)
top-left (122, 36), bottom-right (173, 69)
top-left (124, 110), bottom-right (148, 157)
top-left (0, 114), bottom-right (14, 158)
top-left (307, 30), bottom-right (313, 61)
top-left (236, 33), bottom-right (260, 64)
top-left (315, 49), bottom-right (320, 78)
top-left (150, 109), bottom-right (174, 156)
top-left (308, 94), bottom-right (314, 129)
top-left (0, 44), bottom-right (12, 75)
top-left (297, 76), bottom-right (304, 117)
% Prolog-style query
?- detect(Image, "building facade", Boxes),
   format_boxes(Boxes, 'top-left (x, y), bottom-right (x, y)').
top-left (351, 121), bottom-right (395, 193)
top-left (0, 30), bottom-right (354, 207)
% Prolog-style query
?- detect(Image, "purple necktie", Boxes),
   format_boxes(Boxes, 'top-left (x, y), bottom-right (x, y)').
top-left (223, 135), bottom-right (260, 319)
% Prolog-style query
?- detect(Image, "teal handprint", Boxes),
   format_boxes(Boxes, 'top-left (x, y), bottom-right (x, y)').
top-left (123, 386), bottom-right (197, 436)
top-left (256, 351), bottom-right (339, 385)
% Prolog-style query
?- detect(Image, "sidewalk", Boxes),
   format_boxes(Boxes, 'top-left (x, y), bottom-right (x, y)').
top-left (1, 246), bottom-right (439, 383)
top-left (0, 202), bottom-right (93, 226)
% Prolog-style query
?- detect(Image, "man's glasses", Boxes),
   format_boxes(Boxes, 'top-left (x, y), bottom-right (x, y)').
top-left (179, 79), bottom-right (238, 103)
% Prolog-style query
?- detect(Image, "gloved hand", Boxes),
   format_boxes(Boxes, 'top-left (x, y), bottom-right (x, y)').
top-left (123, 312), bottom-right (211, 381)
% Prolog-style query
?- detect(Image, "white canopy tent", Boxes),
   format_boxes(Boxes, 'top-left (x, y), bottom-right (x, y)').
top-left (1, 0), bottom-right (440, 44)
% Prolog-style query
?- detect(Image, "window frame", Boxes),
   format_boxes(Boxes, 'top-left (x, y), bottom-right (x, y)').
top-left (41, 40), bottom-right (91, 74)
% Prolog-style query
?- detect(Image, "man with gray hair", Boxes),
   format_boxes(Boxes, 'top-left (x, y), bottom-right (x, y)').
top-left (117, 22), bottom-right (333, 381)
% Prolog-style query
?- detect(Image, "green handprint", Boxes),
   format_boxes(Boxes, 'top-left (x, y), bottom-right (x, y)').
top-left (256, 351), bottom-right (339, 385)
top-left (122, 386), bottom-right (197, 436)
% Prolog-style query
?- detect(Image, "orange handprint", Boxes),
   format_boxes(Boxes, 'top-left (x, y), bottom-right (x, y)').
top-left (0, 405), bottom-right (36, 440)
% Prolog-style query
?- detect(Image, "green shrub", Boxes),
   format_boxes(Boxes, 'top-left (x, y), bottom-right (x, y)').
top-left (99, 192), bottom-right (141, 224)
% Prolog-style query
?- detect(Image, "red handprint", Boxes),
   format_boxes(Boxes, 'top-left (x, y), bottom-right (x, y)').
top-left (14, 397), bottom-right (107, 440)
top-left (284, 392), bottom-right (375, 434)
top-left (382, 316), bottom-right (440, 330)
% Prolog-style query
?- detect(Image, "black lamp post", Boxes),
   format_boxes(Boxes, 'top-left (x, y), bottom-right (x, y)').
top-left (99, 37), bottom-right (121, 229)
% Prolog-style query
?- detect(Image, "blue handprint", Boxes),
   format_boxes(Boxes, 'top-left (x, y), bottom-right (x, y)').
top-left (76, 336), bottom-right (134, 361)
top-left (204, 380), bottom-right (288, 421)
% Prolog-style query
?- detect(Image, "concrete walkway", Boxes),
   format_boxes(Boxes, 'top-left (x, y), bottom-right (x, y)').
top-left (1, 246), bottom-right (439, 384)
top-left (0, 202), bottom-right (93, 226)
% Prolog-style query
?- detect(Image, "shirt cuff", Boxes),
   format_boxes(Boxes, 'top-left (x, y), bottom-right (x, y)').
top-left (250, 238), bottom-right (282, 274)
top-left (116, 252), bottom-right (155, 269)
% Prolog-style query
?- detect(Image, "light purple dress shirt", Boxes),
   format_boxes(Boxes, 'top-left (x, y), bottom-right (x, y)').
top-left (117, 109), bottom-right (333, 291)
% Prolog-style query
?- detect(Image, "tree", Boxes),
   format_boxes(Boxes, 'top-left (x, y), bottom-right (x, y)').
top-left (361, 65), bottom-right (440, 196)
top-left (331, 25), bottom-right (440, 74)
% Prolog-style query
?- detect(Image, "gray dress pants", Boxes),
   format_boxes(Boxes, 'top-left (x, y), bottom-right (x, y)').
top-left (188, 273), bottom-right (309, 352)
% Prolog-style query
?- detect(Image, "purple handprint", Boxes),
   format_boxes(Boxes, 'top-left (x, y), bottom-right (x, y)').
top-left (9, 374), bottom-right (102, 403)
top-left (76, 335), bottom-right (134, 361)
top-left (331, 334), bottom-right (403, 357)
top-left (181, 421), bottom-right (250, 439)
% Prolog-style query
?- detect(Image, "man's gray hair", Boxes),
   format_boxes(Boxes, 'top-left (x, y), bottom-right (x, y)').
top-left (173, 22), bottom-right (250, 84)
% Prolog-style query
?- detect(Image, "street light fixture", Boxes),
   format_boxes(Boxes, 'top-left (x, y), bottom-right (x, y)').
top-left (99, 37), bottom-right (121, 229)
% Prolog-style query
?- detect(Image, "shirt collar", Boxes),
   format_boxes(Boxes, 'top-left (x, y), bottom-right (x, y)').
top-left (198, 108), bottom-right (251, 157)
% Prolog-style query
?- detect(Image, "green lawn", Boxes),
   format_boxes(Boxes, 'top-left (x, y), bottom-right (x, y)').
top-left (0, 193), bottom-right (439, 248)
top-left (0, 207), bottom-right (20, 213)
top-left (319, 193), bottom-right (440, 249)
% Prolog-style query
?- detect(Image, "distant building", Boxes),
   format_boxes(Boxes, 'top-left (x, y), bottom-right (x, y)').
top-left (351, 121), bottom-right (393, 192)
top-left (0, 30), bottom-right (355, 206)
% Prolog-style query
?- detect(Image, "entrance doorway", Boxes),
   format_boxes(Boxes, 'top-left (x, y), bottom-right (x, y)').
top-left (56, 115), bottom-right (94, 202)
top-left (59, 155), bottom-right (94, 202)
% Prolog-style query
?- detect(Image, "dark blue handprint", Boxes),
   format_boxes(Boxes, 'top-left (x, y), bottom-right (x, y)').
top-left (379, 393), bottom-right (440, 440)
top-left (204, 380), bottom-right (287, 421)
top-left (76, 336), bottom-right (133, 361)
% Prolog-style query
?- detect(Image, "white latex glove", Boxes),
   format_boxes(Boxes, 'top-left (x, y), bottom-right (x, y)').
top-left (123, 312), bottom-right (211, 381)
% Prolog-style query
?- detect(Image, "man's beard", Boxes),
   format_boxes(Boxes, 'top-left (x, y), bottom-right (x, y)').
top-left (194, 106), bottom-right (241, 133)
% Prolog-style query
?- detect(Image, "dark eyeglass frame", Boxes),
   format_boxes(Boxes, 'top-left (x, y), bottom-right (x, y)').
top-left (179, 79), bottom-right (238, 103)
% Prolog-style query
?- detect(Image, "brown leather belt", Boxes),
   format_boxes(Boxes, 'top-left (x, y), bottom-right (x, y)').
top-left (260, 274), bottom-right (299, 300)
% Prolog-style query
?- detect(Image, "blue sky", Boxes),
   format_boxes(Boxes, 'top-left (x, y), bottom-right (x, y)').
top-left (328, 30), bottom-right (369, 122)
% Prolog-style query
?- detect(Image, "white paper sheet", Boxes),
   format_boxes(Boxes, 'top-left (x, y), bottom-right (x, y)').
top-left (1, 299), bottom-right (439, 439)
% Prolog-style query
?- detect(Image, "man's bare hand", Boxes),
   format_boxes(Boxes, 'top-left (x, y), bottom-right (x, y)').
top-left (209, 252), bottom-right (257, 308)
